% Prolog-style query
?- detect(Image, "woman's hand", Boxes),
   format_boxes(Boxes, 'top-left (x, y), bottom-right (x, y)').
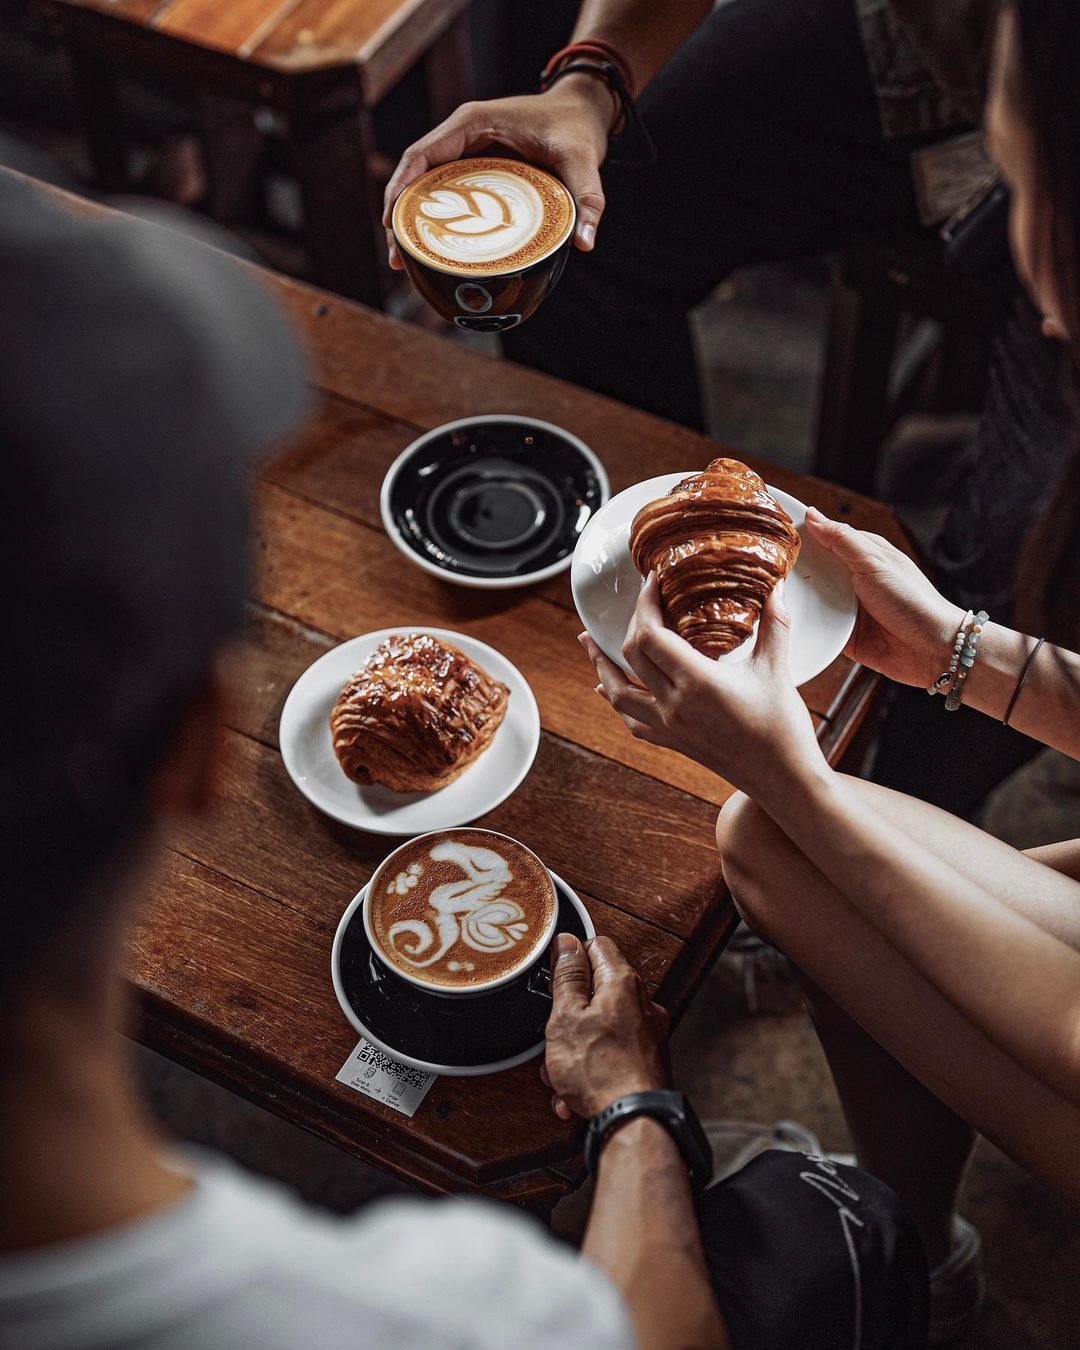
top-left (543, 935), bottom-right (670, 1121)
top-left (805, 508), bottom-right (964, 688)
top-left (382, 78), bottom-right (613, 270)
top-left (580, 573), bottom-right (825, 800)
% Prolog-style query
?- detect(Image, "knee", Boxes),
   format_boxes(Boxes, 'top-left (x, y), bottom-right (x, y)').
top-left (715, 792), bottom-right (779, 932)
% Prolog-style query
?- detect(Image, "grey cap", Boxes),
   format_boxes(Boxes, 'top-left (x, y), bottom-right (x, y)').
top-left (0, 170), bottom-right (309, 849)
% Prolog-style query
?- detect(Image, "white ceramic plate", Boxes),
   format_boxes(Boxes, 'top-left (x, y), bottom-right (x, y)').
top-left (279, 628), bottom-right (540, 835)
top-left (329, 870), bottom-right (595, 1077)
top-left (571, 473), bottom-right (856, 687)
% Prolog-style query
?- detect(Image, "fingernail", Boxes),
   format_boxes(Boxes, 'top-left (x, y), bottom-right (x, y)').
top-left (553, 933), bottom-right (575, 960)
top-left (577, 632), bottom-right (588, 648)
top-left (595, 683), bottom-right (605, 697)
top-left (806, 506), bottom-right (826, 522)
top-left (579, 222), bottom-right (596, 248)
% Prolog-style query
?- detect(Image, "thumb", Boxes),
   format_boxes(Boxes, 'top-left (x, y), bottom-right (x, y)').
top-left (557, 151), bottom-right (606, 250)
top-left (550, 933), bottom-right (591, 1011)
top-left (754, 580), bottom-right (793, 671)
top-left (804, 507), bottom-right (871, 569)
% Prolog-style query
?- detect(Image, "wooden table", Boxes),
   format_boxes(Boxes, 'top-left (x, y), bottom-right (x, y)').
top-left (37, 0), bottom-right (475, 303)
top-left (21, 172), bottom-right (911, 1216)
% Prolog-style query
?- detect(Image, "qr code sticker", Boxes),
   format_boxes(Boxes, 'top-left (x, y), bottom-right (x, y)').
top-left (354, 1042), bottom-right (432, 1090)
top-left (336, 1038), bottom-right (436, 1117)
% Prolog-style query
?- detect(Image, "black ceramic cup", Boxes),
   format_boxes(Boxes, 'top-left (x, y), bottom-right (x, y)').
top-left (391, 156), bottom-right (576, 332)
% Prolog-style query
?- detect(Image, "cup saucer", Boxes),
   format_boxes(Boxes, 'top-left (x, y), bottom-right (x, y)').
top-left (330, 870), bottom-right (594, 1076)
top-left (381, 415), bottom-right (608, 589)
top-left (571, 472), bottom-right (857, 687)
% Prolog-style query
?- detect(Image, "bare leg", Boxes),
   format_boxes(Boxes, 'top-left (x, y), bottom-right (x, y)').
top-left (716, 783), bottom-right (1080, 1262)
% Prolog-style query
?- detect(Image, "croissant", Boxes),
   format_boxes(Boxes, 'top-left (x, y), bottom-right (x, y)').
top-left (629, 458), bottom-right (801, 658)
top-left (330, 633), bottom-right (509, 793)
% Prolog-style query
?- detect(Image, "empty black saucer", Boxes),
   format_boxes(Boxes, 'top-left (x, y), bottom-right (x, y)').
top-left (333, 875), bottom-right (590, 1075)
top-left (380, 416), bottom-right (608, 588)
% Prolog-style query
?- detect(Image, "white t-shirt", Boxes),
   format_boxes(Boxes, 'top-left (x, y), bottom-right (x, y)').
top-left (0, 1158), bottom-right (634, 1350)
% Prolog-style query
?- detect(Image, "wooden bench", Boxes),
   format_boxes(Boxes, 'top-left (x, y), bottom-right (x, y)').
top-left (37, 0), bottom-right (475, 305)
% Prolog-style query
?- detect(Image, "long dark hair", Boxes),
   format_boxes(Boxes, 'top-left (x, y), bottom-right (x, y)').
top-left (1009, 0), bottom-right (1080, 642)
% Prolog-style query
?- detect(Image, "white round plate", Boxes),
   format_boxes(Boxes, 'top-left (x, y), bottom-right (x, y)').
top-left (571, 473), bottom-right (856, 687)
top-left (330, 869), bottom-right (595, 1077)
top-left (279, 628), bottom-right (540, 834)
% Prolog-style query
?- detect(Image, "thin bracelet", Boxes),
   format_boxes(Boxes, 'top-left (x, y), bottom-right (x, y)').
top-left (945, 610), bottom-right (989, 711)
top-left (928, 610), bottom-right (973, 696)
top-left (1002, 636), bottom-right (1045, 727)
top-left (540, 44), bottom-right (657, 164)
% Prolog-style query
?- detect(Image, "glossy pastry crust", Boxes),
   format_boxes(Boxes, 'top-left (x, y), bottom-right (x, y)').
top-left (330, 633), bottom-right (509, 792)
top-left (629, 458), bottom-right (801, 658)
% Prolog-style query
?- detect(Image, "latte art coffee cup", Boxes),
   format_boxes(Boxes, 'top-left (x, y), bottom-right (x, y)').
top-left (365, 828), bottom-right (559, 995)
top-left (391, 158), bottom-right (576, 332)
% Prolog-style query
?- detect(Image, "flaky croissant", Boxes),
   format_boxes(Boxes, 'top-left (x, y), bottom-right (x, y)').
top-left (330, 633), bottom-right (509, 793)
top-left (629, 458), bottom-right (801, 658)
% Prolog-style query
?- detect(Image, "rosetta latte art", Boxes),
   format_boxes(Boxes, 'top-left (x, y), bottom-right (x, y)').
top-left (413, 169), bottom-right (545, 268)
top-left (387, 841), bottom-right (530, 972)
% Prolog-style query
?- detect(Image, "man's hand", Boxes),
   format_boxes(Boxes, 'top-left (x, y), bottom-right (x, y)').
top-left (383, 79), bottom-right (613, 269)
top-left (542, 934), bottom-right (669, 1120)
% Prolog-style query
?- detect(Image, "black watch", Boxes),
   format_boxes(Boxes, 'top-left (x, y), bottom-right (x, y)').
top-left (584, 1090), bottom-right (713, 1192)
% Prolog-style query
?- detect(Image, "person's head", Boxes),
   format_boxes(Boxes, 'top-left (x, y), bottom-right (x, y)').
top-left (985, 0), bottom-right (1080, 642)
top-left (0, 177), bottom-right (307, 1012)
top-left (987, 0), bottom-right (1080, 343)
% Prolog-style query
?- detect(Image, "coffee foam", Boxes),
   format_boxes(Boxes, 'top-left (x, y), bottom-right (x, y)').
top-left (393, 158), bottom-right (575, 276)
top-left (368, 829), bottom-right (557, 989)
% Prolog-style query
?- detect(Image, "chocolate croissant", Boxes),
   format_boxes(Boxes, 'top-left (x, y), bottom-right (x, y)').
top-left (330, 633), bottom-right (509, 793)
top-left (629, 458), bottom-right (800, 658)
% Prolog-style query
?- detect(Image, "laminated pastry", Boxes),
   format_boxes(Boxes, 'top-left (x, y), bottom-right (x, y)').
top-left (629, 458), bottom-right (801, 658)
top-left (330, 633), bottom-right (509, 792)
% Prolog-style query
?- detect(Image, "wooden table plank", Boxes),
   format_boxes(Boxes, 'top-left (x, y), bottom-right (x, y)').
top-left (219, 607), bottom-right (727, 942)
top-left (272, 279), bottom-right (914, 553)
top-left (252, 0), bottom-right (467, 97)
top-left (268, 390), bottom-right (850, 722)
top-left (256, 481), bottom-right (752, 806)
top-left (44, 0), bottom-right (168, 22)
top-left (153, 0), bottom-right (297, 58)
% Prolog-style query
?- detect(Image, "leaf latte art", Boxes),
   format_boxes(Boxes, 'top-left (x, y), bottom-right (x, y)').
top-left (393, 158), bottom-right (575, 277)
top-left (368, 830), bottom-right (558, 990)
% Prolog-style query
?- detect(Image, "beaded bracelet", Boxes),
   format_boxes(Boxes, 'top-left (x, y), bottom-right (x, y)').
top-left (927, 610), bottom-right (973, 697)
top-left (945, 610), bottom-right (989, 711)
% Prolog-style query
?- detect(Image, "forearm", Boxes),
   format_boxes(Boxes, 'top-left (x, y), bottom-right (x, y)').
top-left (758, 766), bottom-right (1080, 1106)
top-left (584, 1118), bottom-right (727, 1350)
top-left (952, 623), bottom-right (1080, 758)
top-left (571, 0), bottom-right (714, 91)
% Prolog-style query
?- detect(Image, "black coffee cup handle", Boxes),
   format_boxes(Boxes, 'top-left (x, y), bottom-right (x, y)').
top-left (526, 958), bottom-right (553, 1004)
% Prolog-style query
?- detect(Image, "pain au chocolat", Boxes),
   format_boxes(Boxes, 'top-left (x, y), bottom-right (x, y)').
top-left (330, 633), bottom-right (509, 793)
top-left (629, 458), bottom-right (801, 658)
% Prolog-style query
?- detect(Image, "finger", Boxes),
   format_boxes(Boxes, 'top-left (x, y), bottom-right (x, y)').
top-left (552, 1094), bottom-right (572, 1121)
top-left (382, 110), bottom-right (488, 226)
top-left (804, 509), bottom-right (887, 572)
top-left (651, 1002), bottom-right (671, 1037)
top-left (385, 230), bottom-right (405, 272)
top-left (624, 573), bottom-right (703, 685)
top-left (556, 149), bottom-right (606, 250)
top-left (753, 580), bottom-right (793, 673)
top-left (580, 634), bottom-right (662, 723)
top-left (539, 1062), bottom-right (552, 1089)
top-left (550, 933), bottom-right (591, 1011)
top-left (586, 935), bottom-right (636, 991)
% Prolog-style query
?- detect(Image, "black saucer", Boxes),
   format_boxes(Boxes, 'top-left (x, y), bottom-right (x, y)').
top-left (336, 878), bottom-right (588, 1073)
top-left (382, 418), bottom-right (607, 584)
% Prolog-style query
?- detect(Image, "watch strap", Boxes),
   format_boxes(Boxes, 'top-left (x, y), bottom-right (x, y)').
top-left (584, 1090), bottom-right (713, 1192)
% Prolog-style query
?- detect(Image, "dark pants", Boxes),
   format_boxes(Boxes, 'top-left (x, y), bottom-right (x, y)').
top-left (507, 0), bottom-right (1072, 809)
top-left (702, 1150), bottom-right (929, 1350)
